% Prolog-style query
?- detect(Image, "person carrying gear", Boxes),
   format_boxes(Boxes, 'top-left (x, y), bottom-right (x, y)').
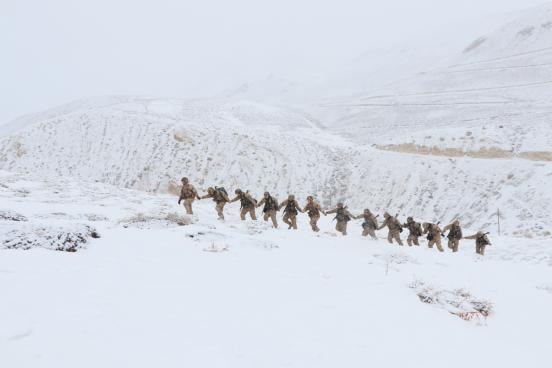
top-left (178, 177), bottom-right (201, 215)
top-left (302, 195), bottom-right (326, 232)
top-left (326, 202), bottom-right (354, 235)
top-left (256, 191), bottom-right (279, 228)
top-left (422, 222), bottom-right (444, 252)
top-left (200, 186), bottom-right (230, 220)
top-left (402, 216), bottom-right (423, 246)
top-left (354, 209), bottom-right (379, 239)
top-left (230, 188), bottom-right (258, 220)
top-left (377, 212), bottom-right (404, 245)
top-left (278, 194), bottom-right (303, 230)
top-left (464, 231), bottom-right (491, 256)
top-left (443, 220), bottom-right (463, 252)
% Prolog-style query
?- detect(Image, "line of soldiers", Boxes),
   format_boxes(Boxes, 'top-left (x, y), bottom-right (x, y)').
top-left (178, 177), bottom-right (492, 256)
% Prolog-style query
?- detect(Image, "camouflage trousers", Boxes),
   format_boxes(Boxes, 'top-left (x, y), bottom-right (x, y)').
top-left (240, 206), bottom-right (257, 221)
top-left (428, 236), bottom-right (444, 252)
top-left (362, 227), bottom-right (377, 239)
top-left (476, 244), bottom-right (486, 256)
top-left (448, 238), bottom-right (460, 252)
top-left (335, 221), bottom-right (348, 235)
top-left (215, 201), bottom-right (226, 220)
top-left (283, 213), bottom-right (298, 230)
top-left (263, 210), bottom-right (278, 228)
top-left (182, 198), bottom-right (195, 215)
top-left (309, 214), bottom-right (320, 232)
top-left (387, 230), bottom-right (403, 245)
top-left (407, 234), bottom-right (420, 246)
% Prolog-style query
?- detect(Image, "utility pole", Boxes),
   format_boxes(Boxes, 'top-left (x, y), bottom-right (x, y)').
top-left (497, 208), bottom-right (501, 236)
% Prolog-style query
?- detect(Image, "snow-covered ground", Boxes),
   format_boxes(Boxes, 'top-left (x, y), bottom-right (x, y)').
top-left (1, 171), bottom-right (551, 367)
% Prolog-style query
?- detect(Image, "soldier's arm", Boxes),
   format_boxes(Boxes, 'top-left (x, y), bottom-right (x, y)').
top-left (325, 208), bottom-right (337, 215)
top-left (192, 186), bottom-right (201, 200)
top-left (278, 200), bottom-right (287, 210)
top-left (442, 223), bottom-right (452, 232)
top-left (256, 198), bottom-right (265, 208)
top-left (200, 193), bottom-right (212, 200)
top-left (229, 195), bottom-right (240, 203)
top-left (464, 234), bottom-right (478, 240)
top-left (377, 219), bottom-right (387, 230)
top-left (297, 202), bottom-right (305, 213)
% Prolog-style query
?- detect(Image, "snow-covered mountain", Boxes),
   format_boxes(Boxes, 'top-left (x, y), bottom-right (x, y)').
top-left (1, 4), bottom-right (551, 240)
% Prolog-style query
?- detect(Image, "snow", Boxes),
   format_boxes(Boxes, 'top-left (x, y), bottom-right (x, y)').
top-left (2, 3), bottom-right (552, 367)
top-left (1, 171), bottom-right (551, 367)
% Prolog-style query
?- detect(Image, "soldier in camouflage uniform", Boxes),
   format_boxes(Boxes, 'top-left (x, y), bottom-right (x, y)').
top-left (278, 194), bottom-right (303, 230)
top-left (326, 202), bottom-right (354, 235)
top-left (302, 196), bottom-right (326, 232)
top-left (402, 216), bottom-right (423, 246)
top-left (422, 222), bottom-right (444, 252)
top-left (230, 189), bottom-right (257, 221)
top-left (178, 177), bottom-right (201, 215)
top-left (256, 191), bottom-right (279, 228)
top-left (200, 186), bottom-right (230, 220)
top-left (355, 209), bottom-right (378, 239)
top-left (464, 231), bottom-right (491, 256)
top-left (377, 212), bottom-right (403, 245)
top-left (443, 220), bottom-right (463, 252)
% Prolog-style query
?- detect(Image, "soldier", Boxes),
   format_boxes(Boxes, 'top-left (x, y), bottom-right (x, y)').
top-left (278, 194), bottom-right (303, 230)
top-left (464, 231), bottom-right (491, 256)
top-left (422, 222), bottom-right (444, 252)
top-left (355, 209), bottom-right (379, 239)
top-left (302, 196), bottom-right (326, 232)
top-left (377, 212), bottom-right (403, 245)
top-left (256, 191), bottom-right (279, 228)
top-left (402, 216), bottom-right (423, 246)
top-left (200, 186), bottom-right (230, 220)
top-left (443, 220), bottom-right (463, 252)
top-left (326, 202), bottom-right (354, 235)
top-left (177, 177), bottom-right (201, 215)
top-left (230, 189), bottom-right (257, 220)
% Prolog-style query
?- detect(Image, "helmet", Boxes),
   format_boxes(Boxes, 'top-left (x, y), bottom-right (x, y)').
top-left (207, 187), bottom-right (214, 193)
top-left (288, 194), bottom-right (295, 200)
top-left (407, 216), bottom-right (413, 222)
top-left (307, 195), bottom-right (313, 201)
top-left (181, 177), bottom-right (189, 183)
top-left (337, 202), bottom-right (344, 208)
top-left (383, 211), bottom-right (390, 218)
top-left (235, 188), bottom-right (242, 194)
top-left (264, 191), bottom-right (270, 197)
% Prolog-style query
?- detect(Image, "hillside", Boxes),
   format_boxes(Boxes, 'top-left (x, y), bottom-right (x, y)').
top-left (1, 170), bottom-right (551, 367)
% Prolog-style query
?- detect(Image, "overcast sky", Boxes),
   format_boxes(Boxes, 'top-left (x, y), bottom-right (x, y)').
top-left (0, 0), bottom-right (547, 122)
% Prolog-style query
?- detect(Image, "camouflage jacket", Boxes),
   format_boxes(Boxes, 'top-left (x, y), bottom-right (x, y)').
top-left (279, 199), bottom-right (302, 215)
top-left (403, 221), bottom-right (422, 237)
top-left (257, 196), bottom-right (279, 212)
top-left (303, 201), bottom-right (324, 217)
top-left (327, 207), bottom-right (353, 223)
top-left (180, 184), bottom-right (199, 200)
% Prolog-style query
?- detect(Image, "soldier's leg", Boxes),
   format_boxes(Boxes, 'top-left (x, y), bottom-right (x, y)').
top-left (184, 198), bottom-right (194, 214)
top-left (413, 237), bottom-right (420, 246)
top-left (368, 228), bottom-right (377, 240)
top-left (387, 231), bottom-right (393, 244)
top-left (453, 239), bottom-right (459, 252)
top-left (216, 202), bottom-right (225, 219)
top-left (249, 207), bottom-right (257, 220)
top-left (394, 232), bottom-right (403, 246)
top-left (428, 239), bottom-right (434, 248)
top-left (240, 208), bottom-right (247, 220)
top-left (435, 238), bottom-right (444, 252)
top-left (263, 212), bottom-right (270, 222)
top-left (309, 215), bottom-right (319, 232)
top-left (291, 215), bottom-right (297, 230)
top-left (283, 213), bottom-right (292, 228)
top-left (269, 211), bottom-right (278, 228)
top-left (362, 228), bottom-right (368, 237)
top-left (480, 245), bottom-right (486, 256)
top-left (407, 235), bottom-right (413, 246)
top-left (342, 222), bottom-right (348, 235)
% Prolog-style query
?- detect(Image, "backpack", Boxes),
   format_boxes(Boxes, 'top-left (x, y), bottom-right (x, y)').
top-left (240, 193), bottom-right (254, 208)
top-left (215, 186), bottom-right (228, 197)
top-left (476, 233), bottom-right (490, 246)
top-left (263, 196), bottom-right (278, 212)
top-left (285, 200), bottom-right (298, 215)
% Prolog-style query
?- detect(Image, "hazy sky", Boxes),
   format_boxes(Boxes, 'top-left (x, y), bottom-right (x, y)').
top-left (1, 0), bottom-right (547, 122)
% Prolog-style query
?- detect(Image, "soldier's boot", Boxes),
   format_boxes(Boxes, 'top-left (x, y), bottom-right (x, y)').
top-left (309, 216), bottom-right (320, 232)
top-left (183, 198), bottom-right (194, 215)
top-left (407, 236), bottom-right (413, 246)
top-left (413, 237), bottom-right (420, 246)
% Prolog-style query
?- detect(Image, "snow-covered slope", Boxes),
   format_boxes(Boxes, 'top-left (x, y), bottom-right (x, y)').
top-left (1, 171), bottom-right (551, 368)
